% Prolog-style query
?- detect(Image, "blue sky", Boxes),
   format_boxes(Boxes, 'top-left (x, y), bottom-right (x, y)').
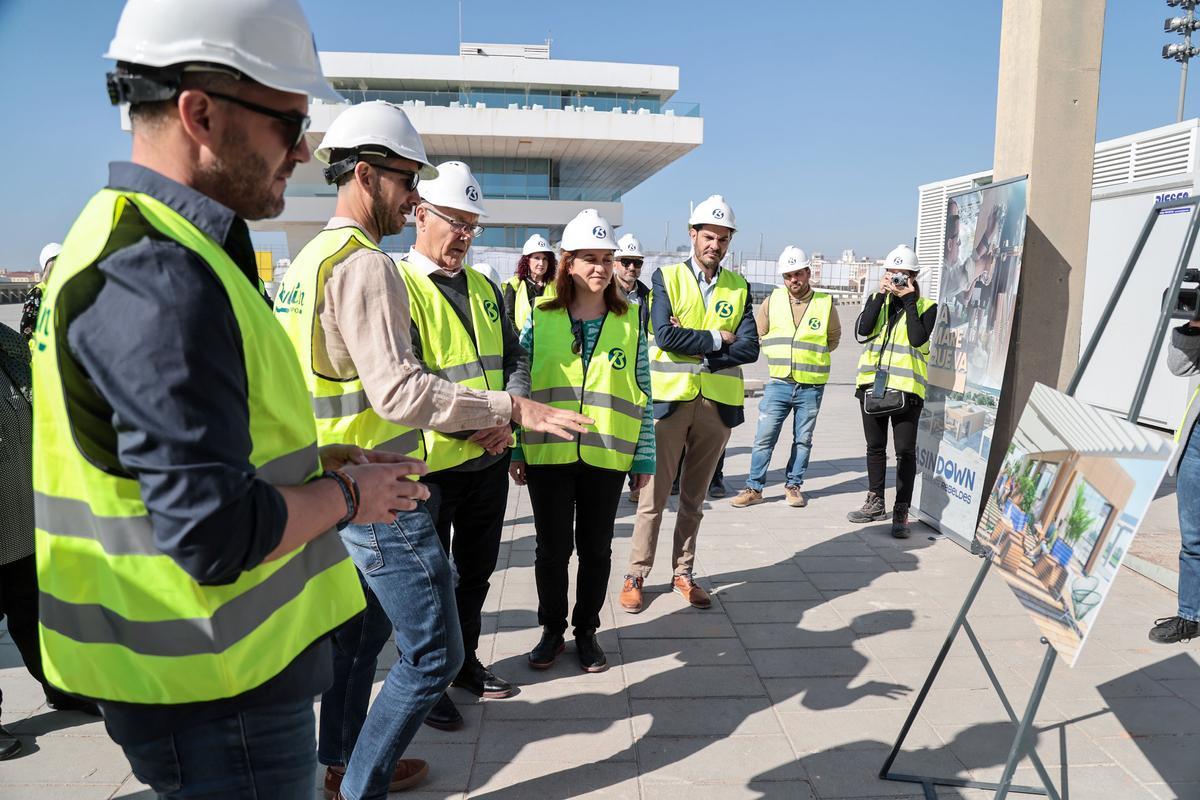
top-left (0, 1), bottom-right (1196, 266)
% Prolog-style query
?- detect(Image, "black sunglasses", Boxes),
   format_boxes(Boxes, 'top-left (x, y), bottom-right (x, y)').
top-left (368, 162), bottom-right (421, 192)
top-left (205, 90), bottom-right (311, 149)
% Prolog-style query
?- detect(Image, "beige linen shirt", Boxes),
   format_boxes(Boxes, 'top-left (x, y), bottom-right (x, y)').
top-left (314, 217), bottom-right (511, 432)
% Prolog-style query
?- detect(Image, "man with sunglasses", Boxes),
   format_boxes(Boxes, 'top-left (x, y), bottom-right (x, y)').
top-left (31, 2), bottom-right (436, 797)
top-left (278, 106), bottom-right (588, 800)
top-left (389, 161), bottom-right (529, 730)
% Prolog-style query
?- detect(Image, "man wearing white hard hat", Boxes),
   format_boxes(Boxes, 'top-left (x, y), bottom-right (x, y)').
top-left (504, 233), bottom-right (558, 330)
top-left (614, 233), bottom-right (652, 333)
top-left (278, 114), bottom-right (588, 797)
top-left (32, 1), bottom-right (432, 796)
top-left (731, 247), bottom-right (841, 509)
top-left (620, 195), bottom-right (759, 613)
top-left (395, 161), bottom-right (530, 731)
top-left (18, 243), bottom-right (62, 345)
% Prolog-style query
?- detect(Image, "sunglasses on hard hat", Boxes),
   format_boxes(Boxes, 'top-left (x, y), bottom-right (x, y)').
top-left (205, 90), bottom-right (311, 149)
top-left (367, 162), bottom-right (421, 192)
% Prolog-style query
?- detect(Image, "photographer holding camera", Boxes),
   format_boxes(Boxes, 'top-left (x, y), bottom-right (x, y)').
top-left (848, 244), bottom-right (939, 538)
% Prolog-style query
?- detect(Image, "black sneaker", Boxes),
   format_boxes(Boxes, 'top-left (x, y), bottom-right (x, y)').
top-left (708, 477), bottom-right (727, 499)
top-left (847, 491), bottom-right (887, 523)
top-left (0, 724), bottom-right (21, 760)
top-left (1148, 616), bottom-right (1198, 644)
top-left (45, 691), bottom-right (101, 717)
top-left (452, 656), bottom-right (514, 699)
top-left (575, 630), bottom-right (608, 673)
top-left (528, 628), bottom-right (566, 669)
top-left (423, 692), bottom-right (463, 731)
top-left (891, 502), bottom-right (911, 539)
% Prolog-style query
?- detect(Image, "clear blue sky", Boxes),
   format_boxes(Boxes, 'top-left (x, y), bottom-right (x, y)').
top-left (0, 1), bottom-right (1194, 266)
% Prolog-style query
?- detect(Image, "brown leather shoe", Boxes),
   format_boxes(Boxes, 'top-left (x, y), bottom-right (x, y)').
top-left (785, 485), bottom-right (807, 508)
top-left (672, 573), bottom-right (712, 608)
top-left (628, 488), bottom-right (640, 504)
top-left (324, 759), bottom-right (429, 797)
top-left (730, 488), bottom-right (763, 508)
top-left (619, 574), bottom-right (644, 613)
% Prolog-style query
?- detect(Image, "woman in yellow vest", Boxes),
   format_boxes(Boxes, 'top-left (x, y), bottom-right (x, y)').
top-left (850, 244), bottom-right (939, 538)
top-left (509, 210), bottom-right (654, 673)
top-left (503, 233), bottom-right (558, 330)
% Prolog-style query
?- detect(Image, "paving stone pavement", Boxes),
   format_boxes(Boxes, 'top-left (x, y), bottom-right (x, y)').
top-left (2, 307), bottom-right (1198, 799)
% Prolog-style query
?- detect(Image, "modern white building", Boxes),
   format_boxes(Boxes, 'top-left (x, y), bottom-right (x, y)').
top-left (916, 119), bottom-right (1200, 430)
top-left (253, 42), bottom-right (703, 257)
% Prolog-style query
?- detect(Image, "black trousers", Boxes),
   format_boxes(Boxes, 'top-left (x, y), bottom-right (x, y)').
top-left (860, 398), bottom-right (923, 505)
top-left (526, 462), bottom-right (626, 637)
top-left (424, 455), bottom-right (510, 659)
top-left (0, 554), bottom-right (64, 709)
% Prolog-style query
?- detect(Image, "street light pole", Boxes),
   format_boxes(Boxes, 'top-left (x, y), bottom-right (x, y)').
top-left (1165, 0), bottom-right (1200, 123)
top-left (1181, 6), bottom-right (1193, 121)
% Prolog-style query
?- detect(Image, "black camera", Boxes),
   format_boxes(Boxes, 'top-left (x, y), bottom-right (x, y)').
top-left (1167, 268), bottom-right (1200, 320)
top-left (889, 273), bottom-right (909, 288)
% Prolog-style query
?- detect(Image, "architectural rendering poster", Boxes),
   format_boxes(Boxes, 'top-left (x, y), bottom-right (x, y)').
top-left (976, 383), bottom-right (1170, 666)
top-left (913, 177), bottom-right (1029, 546)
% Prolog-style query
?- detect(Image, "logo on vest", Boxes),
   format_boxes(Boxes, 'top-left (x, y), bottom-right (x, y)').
top-left (274, 284), bottom-right (305, 314)
top-left (608, 347), bottom-right (627, 370)
top-left (715, 300), bottom-right (734, 319)
top-left (466, 185), bottom-right (480, 202)
top-left (808, 317), bottom-right (822, 331)
top-left (483, 300), bottom-right (499, 322)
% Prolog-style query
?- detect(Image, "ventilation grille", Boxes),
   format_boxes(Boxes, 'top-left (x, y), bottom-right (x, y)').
top-left (1091, 128), bottom-right (1194, 189)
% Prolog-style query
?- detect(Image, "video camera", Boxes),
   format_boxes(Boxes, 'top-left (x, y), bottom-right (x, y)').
top-left (1167, 268), bottom-right (1200, 319)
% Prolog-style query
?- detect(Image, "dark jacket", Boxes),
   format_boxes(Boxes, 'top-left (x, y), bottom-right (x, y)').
top-left (854, 291), bottom-right (939, 404)
top-left (650, 260), bottom-right (760, 427)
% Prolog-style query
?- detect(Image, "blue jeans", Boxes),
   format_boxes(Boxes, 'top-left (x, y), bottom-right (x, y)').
top-left (745, 381), bottom-right (825, 492)
top-left (1176, 428), bottom-right (1200, 622)
top-left (121, 700), bottom-right (316, 799)
top-left (318, 507), bottom-right (464, 800)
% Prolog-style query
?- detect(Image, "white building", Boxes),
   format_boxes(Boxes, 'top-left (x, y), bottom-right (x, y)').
top-left (253, 42), bottom-right (703, 258)
top-left (916, 119), bottom-right (1200, 430)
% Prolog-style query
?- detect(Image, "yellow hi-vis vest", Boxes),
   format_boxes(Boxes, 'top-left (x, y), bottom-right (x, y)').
top-left (522, 305), bottom-right (646, 471)
top-left (650, 263), bottom-right (748, 406)
top-left (506, 276), bottom-right (557, 331)
top-left (275, 226), bottom-right (424, 459)
top-left (398, 261), bottom-right (506, 473)
top-left (762, 288), bottom-right (833, 385)
top-left (31, 190), bottom-right (364, 703)
top-left (855, 294), bottom-right (937, 399)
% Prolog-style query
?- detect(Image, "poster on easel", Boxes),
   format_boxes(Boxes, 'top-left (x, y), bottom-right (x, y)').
top-left (976, 383), bottom-right (1171, 665)
top-left (913, 176), bottom-right (1029, 547)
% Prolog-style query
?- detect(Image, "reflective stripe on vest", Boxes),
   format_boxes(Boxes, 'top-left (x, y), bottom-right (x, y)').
top-left (649, 263), bottom-right (748, 406)
top-left (32, 190), bottom-right (364, 703)
top-left (762, 288), bottom-right (832, 385)
top-left (275, 227), bottom-right (424, 459)
top-left (855, 294), bottom-right (936, 399)
top-left (507, 276), bottom-right (557, 331)
top-left (400, 261), bottom-right (506, 472)
top-left (523, 305), bottom-right (645, 471)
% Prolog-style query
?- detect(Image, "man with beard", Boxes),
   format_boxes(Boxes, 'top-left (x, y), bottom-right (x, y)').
top-left (620, 195), bottom-right (759, 613)
top-left (277, 105), bottom-right (589, 800)
top-left (31, 1), bottom-right (432, 796)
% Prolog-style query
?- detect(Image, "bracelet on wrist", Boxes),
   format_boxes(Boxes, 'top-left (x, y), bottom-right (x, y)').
top-left (323, 470), bottom-right (357, 529)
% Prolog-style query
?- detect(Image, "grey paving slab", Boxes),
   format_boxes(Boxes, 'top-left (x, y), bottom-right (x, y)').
top-left (636, 734), bottom-right (807, 785)
top-left (630, 696), bottom-right (783, 737)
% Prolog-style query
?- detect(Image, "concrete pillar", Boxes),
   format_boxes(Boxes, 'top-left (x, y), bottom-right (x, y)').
top-left (982, 0), bottom-right (1106, 504)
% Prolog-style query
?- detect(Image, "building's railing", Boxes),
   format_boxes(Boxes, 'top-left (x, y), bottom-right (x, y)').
top-left (285, 182), bottom-right (621, 202)
top-left (330, 88), bottom-right (700, 117)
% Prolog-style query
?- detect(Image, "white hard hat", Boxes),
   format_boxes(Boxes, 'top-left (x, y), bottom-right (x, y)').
top-left (884, 244), bottom-right (919, 272)
top-left (316, 101), bottom-right (437, 183)
top-left (418, 161), bottom-right (487, 217)
top-left (39, 243), bottom-right (63, 270)
top-left (777, 246), bottom-right (809, 275)
top-left (689, 194), bottom-right (737, 231)
top-left (522, 234), bottom-right (553, 256)
top-left (104, 0), bottom-right (340, 103)
top-left (472, 263), bottom-right (499, 285)
top-left (561, 209), bottom-right (618, 252)
top-left (616, 234), bottom-right (644, 259)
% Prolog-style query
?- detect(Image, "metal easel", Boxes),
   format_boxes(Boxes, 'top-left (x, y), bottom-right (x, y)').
top-left (879, 194), bottom-right (1200, 799)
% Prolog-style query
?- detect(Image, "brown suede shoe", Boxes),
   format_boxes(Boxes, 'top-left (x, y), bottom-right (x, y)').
top-left (619, 575), bottom-right (644, 613)
top-left (730, 488), bottom-right (763, 508)
top-left (324, 759), bottom-right (429, 798)
top-left (672, 573), bottom-right (712, 608)
top-left (785, 485), bottom-right (807, 507)
top-left (628, 488), bottom-right (640, 504)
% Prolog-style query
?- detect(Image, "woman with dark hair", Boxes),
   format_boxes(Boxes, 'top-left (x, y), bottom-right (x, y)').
top-left (509, 210), bottom-right (654, 673)
top-left (503, 234), bottom-right (558, 330)
top-left (849, 243), bottom-right (939, 539)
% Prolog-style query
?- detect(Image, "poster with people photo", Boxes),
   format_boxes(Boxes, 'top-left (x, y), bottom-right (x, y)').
top-left (913, 177), bottom-right (1028, 546)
